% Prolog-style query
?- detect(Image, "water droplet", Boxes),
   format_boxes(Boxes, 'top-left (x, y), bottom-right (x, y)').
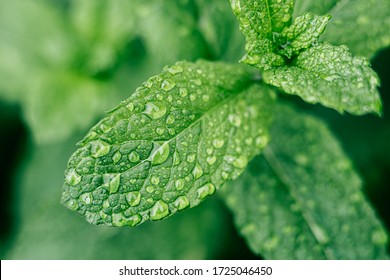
top-left (151, 176), bottom-right (160, 185)
top-left (197, 183), bottom-right (215, 200)
top-left (168, 128), bottom-right (175, 135)
top-left (294, 153), bottom-right (309, 166)
top-left (126, 102), bottom-right (134, 111)
top-left (228, 114), bottom-right (242, 127)
top-left (151, 142), bottom-right (170, 165)
top-left (150, 200), bottom-right (170, 221)
top-left (221, 171), bottom-right (229, 180)
top-left (156, 93), bottom-right (163, 100)
top-left (109, 174), bottom-right (121, 194)
top-left (166, 114), bottom-right (175, 124)
top-left (112, 152), bottom-right (122, 164)
top-left (167, 65), bottom-right (183, 74)
top-left (144, 101), bottom-right (167, 119)
top-left (161, 79), bottom-right (176, 91)
top-left (255, 135), bottom-right (269, 148)
top-left (146, 186), bottom-right (154, 193)
top-left (156, 127), bottom-right (165, 135)
top-left (100, 122), bottom-right (112, 133)
top-left (245, 138), bottom-right (253, 145)
top-left (65, 169), bottom-right (81, 186)
top-left (193, 79), bottom-right (202, 86)
top-left (66, 199), bottom-right (78, 211)
top-left (206, 148), bottom-right (213, 155)
top-left (90, 140), bottom-right (111, 158)
top-left (173, 196), bottom-right (190, 210)
top-left (192, 163), bottom-right (204, 179)
top-left (230, 0), bottom-right (241, 13)
top-left (233, 155), bottom-right (247, 169)
top-left (128, 151), bottom-right (140, 163)
top-left (173, 150), bottom-right (181, 166)
top-left (175, 178), bottom-right (185, 190)
top-left (206, 156), bottom-right (217, 165)
top-left (112, 213), bottom-right (142, 227)
top-left (181, 141), bottom-right (189, 147)
top-left (126, 191), bottom-right (141, 206)
top-left (129, 178), bottom-right (137, 184)
top-left (189, 94), bottom-right (196, 101)
top-left (186, 154), bottom-right (196, 163)
top-left (213, 139), bottom-right (224, 149)
top-left (179, 88), bottom-right (188, 97)
top-left (80, 193), bottom-right (92, 204)
top-left (202, 95), bottom-right (210, 102)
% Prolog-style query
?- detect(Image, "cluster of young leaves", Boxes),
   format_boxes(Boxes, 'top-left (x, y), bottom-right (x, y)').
top-left (55, 0), bottom-right (389, 259)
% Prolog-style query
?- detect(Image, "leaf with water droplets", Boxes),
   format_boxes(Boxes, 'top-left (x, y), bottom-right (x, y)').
top-left (62, 60), bottom-right (275, 227)
top-left (229, 0), bottom-right (295, 70)
top-left (222, 102), bottom-right (389, 259)
top-left (278, 13), bottom-right (331, 58)
top-left (294, 0), bottom-right (390, 58)
top-left (263, 42), bottom-right (382, 115)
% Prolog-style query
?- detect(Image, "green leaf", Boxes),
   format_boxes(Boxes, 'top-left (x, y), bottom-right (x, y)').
top-left (294, 0), bottom-right (390, 58)
top-left (136, 0), bottom-right (209, 69)
top-left (263, 42), bottom-right (382, 115)
top-left (70, 0), bottom-right (138, 74)
top-left (222, 103), bottom-right (389, 259)
top-left (61, 60), bottom-right (275, 227)
top-left (229, 0), bottom-right (295, 69)
top-left (195, 0), bottom-right (246, 61)
top-left (5, 138), bottom-right (231, 259)
top-left (278, 13), bottom-right (331, 58)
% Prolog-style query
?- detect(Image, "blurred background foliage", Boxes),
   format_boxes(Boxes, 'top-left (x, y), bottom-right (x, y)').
top-left (0, 0), bottom-right (389, 259)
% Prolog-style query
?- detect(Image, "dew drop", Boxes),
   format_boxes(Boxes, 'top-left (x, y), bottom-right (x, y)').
top-left (128, 151), bottom-right (140, 163)
top-left (173, 150), bottom-right (181, 166)
top-left (221, 171), bottom-right (229, 180)
top-left (150, 200), bottom-right (170, 221)
top-left (206, 148), bottom-right (213, 155)
top-left (126, 102), bottom-right (134, 112)
top-left (80, 193), bottom-right (92, 205)
top-left (166, 114), bottom-right (175, 124)
top-left (192, 163), bottom-right (204, 179)
top-left (175, 178), bottom-right (185, 190)
top-left (179, 88), bottom-right (188, 97)
top-left (186, 154), bottom-right (196, 163)
top-left (233, 155), bottom-right (247, 169)
top-left (228, 114), bottom-right (242, 127)
top-left (197, 183), bottom-right (215, 200)
top-left (206, 156), bottom-right (217, 165)
top-left (112, 152), bottom-right (122, 164)
top-left (66, 199), bottom-right (78, 211)
top-left (151, 142), bottom-right (170, 165)
top-left (112, 213), bottom-right (142, 227)
top-left (173, 196), bottom-right (190, 210)
top-left (202, 95), bottom-right (210, 102)
top-left (146, 186), bottom-right (154, 193)
top-left (151, 176), bottom-right (160, 185)
top-left (189, 94), bottom-right (197, 101)
top-left (213, 139), bottom-right (225, 149)
top-left (99, 122), bottom-right (112, 133)
top-left (90, 140), bottom-right (111, 158)
top-left (181, 141), bottom-right (189, 147)
top-left (167, 65), bottom-right (183, 74)
top-left (161, 79), bottom-right (176, 91)
top-left (109, 174), bottom-right (121, 194)
top-left (65, 168), bottom-right (81, 186)
top-left (144, 101), bottom-right (167, 119)
top-left (126, 191), bottom-right (141, 206)
top-left (255, 135), bottom-right (269, 148)
top-left (155, 127), bottom-right (165, 135)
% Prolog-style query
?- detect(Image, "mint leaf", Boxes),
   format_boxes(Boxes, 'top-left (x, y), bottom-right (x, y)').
top-left (70, 0), bottom-right (138, 74)
top-left (223, 103), bottom-right (389, 259)
top-left (229, 0), bottom-right (295, 69)
top-left (263, 42), bottom-right (382, 115)
top-left (196, 0), bottom-right (246, 61)
top-left (61, 61), bottom-right (275, 227)
top-left (278, 13), bottom-right (331, 58)
top-left (294, 0), bottom-right (390, 58)
top-left (136, 0), bottom-right (208, 69)
top-left (6, 138), bottom-right (230, 259)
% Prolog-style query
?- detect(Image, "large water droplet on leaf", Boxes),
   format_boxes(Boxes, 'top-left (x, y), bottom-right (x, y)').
top-left (144, 101), bottom-right (167, 119)
top-left (151, 142), bottom-right (170, 165)
top-left (150, 200), bottom-right (170, 221)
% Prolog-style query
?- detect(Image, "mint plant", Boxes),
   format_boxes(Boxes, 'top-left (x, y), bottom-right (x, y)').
top-left (58, 0), bottom-right (390, 259)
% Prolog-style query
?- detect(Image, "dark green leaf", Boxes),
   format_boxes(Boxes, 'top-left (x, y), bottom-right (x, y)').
top-left (223, 103), bottom-right (389, 259)
top-left (62, 61), bottom-right (275, 227)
